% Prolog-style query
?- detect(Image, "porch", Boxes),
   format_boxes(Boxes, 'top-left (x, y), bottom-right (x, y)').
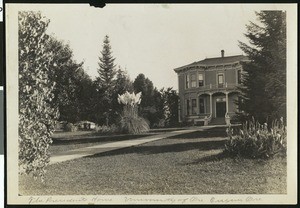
top-left (182, 91), bottom-right (238, 126)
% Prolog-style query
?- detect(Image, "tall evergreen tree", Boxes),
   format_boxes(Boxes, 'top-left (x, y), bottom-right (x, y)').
top-left (97, 35), bottom-right (117, 89)
top-left (238, 11), bottom-right (286, 123)
top-left (95, 35), bottom-right (117, 125)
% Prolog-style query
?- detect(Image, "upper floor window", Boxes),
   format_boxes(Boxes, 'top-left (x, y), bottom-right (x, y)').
top-left (191, 74), bottom-right (197, 88)
top-left (198, 74), bottom-right (204, 87)
top-left (185, 74), bottom-right (189, 89)
top-left (218, 74), bottom-right (224, 88)
top-left (237, 70), bottom-right (242, 84)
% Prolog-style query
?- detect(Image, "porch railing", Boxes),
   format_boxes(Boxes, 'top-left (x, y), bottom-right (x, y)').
top-left (204, 113), bottom-right (212, 126)
top-left (190, 113), bottom-right (212, 126)
top-left (187, 83), bottom-right (238, 93)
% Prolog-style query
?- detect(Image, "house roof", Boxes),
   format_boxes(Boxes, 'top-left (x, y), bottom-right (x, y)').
top-left (174, 55), bottom-right (249, 73)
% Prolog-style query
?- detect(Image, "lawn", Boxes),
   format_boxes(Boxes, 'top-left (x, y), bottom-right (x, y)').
top-left (49, 133), bottom-right (152, 155)
top-left (49, 127), bottom-right (186, 155)
top-left (20, 127), bottom-right (286, 195)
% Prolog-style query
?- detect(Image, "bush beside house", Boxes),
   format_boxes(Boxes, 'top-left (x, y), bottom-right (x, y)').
top-left (224, 118), bottom-right (286, 159)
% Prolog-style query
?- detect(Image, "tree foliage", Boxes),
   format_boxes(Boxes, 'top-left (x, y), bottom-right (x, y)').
top-left (97, 35), bottom-right (117, 90)
top-left (238, 11), bottom-right (286, 123)
top-left (111, 67), bottom-right (134, 121)
top-left (133, 74), bottom-right (164, 127)
top-left (18, 11), bottom-right (59, 180)
top-left (160, 87), bottom-right (179, 127)
top-left (44, 37), bottom-right (96, 124)
top-left (46, 38), bottom-right (79, 122)
top-left (95, 35), bottom-right (117, 125)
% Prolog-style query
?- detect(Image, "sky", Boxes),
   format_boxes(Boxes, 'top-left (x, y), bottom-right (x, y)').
top-left (15, 4), bottom-right (289, 90)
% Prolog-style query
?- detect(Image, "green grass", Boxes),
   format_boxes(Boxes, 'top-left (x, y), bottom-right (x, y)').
top-left (20, 129), bottom-right (286, 195)
top-left (50, 131), bottom-right (156, 155)
top-left (51, 130), bottom-right (96, 140)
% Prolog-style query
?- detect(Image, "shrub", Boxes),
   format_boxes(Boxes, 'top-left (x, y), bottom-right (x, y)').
top-left (224, 117), bottom-right (286, 159)
top-left (64, 123), bottom-right (78, 132)
top-left (95, 124), bottom-right (120, 135)
top-left (118, 91), bottom-right (150, 134)
top-left (18, 11), bottom-right (59, 181)
top-left (120, 115), bottom-right (150, 134)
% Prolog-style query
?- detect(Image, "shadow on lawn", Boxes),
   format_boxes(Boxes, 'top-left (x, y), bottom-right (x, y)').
top-left (88, 139), bottom-right (226, 158)
top-left (183, 152), bottom-right (230, 165)
top-left (51, 134), bottom-right (151, 145)
top-left (168, 127), bottom-right (228, 139)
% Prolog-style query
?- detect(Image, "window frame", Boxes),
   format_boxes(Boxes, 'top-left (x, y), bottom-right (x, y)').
top-left (199, 98), bottom-right (205, 114)
top-left (191, 74), bottom-right (197, 88)
top-left (198, 73), bottom-right (204, 87)
top-left (185, 74), bottom-right (190, 89)
top-left (216, 72), bottom-right (225, 88)
top-left (218, 74), bottom-right (224, 84)
top-left (186, 99), bottom-right (190, 115)
top-left (191, 99), bottom-right (197, 115)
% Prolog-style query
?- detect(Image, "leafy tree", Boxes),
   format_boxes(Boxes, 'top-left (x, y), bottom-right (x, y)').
top-left (115, 67), bottom-right (134, 95)
top-left (111, 67), bottom-right (134, 122)
top-left (46, 38), bottom-right (96, 123)
top-left (75, 70), bottom-right (97, 122)
top-left (238, 11), bottom-right (286, 123)
top-left (18, 11), bottom-right (59, 180)
top-left (95, 35), bottom-right (117, 125)
top-left (161, 87), bottom-right (179, 127)
top-left (133, 74), bottom-right (164, 127)
top-left (133, 74), bottom-right (154, 107)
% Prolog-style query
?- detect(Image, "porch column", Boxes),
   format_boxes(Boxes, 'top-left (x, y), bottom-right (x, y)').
top-left (209, 93), bottom-right (213, 115)
top-left (225, 92), bottom-right (229, 113)
top-left (178, 98), bottom-right (181, 122)
top-left (196, 95), bottom-right (199, 115)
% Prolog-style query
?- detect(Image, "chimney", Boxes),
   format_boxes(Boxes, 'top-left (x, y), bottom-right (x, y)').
top-left (221, 50), bottom-right (225, 58)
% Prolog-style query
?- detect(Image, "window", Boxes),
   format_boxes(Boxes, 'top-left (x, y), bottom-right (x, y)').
top-left (185, 74), bottom-right (189, 89)
top-left (199, 98), bottom-right (205, 114)
top-left (218, 74), bottom-right (224, 88)
top-left (191, 74), bottom-right (197, 88)
top-left (237, 70), bottom-right (242, 84)
top-left (198, 74), bottom-right (204, 87)
top-left (218, 74), bottom-right (224, 84)
top-left (192, 99), bottom-right (197, 115)
top-left (186, 99), bottom-right (190, 115)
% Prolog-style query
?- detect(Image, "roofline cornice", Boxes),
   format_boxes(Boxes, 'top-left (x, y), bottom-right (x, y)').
top-left (174, 60), bottom-right (249, 74)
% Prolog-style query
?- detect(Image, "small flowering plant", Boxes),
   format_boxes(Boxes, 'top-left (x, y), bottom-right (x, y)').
top-left (224, 117), bottom-right (286, 159)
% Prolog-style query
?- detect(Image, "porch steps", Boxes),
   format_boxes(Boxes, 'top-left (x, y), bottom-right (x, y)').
top-left (209, 117), bottom-right (226, 125)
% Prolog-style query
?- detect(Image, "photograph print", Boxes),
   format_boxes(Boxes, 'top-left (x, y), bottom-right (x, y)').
top-left (6, 3), bottom-right (297, 205)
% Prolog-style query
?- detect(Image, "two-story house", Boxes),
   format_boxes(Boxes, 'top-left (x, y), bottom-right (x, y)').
top-left (174, 50), bottom-right (248, 125)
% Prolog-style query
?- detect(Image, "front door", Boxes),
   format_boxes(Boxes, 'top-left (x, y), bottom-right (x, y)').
top-left (216, 101), bottom-right (226, 117)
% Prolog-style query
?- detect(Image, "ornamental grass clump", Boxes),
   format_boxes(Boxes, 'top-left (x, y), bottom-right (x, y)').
top-left (224, 117), bottom-right (286, 159)
top-left (118, 91), bottom-right (150, 134)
